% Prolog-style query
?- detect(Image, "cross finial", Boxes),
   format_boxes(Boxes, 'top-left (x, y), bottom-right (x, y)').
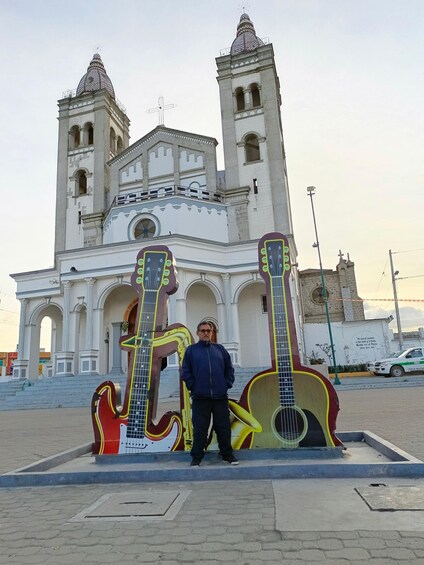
top-left (147, 96), bottom-right (176, 126)
top-left (338, 250), bottom-right (344, 262)
top-left (239, 1), bottom-right (250, 13)
top-left (94, 44), bottom-right (102, 53)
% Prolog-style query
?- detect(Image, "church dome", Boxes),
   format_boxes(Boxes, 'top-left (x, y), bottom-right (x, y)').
top-left (76, 53), bottom-right (115, 99)
top-left (230, 13), bottom-right (264, 56)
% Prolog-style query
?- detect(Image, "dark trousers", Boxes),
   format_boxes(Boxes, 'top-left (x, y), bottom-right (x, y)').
top-left (191, 398), bottom-right (233, 460)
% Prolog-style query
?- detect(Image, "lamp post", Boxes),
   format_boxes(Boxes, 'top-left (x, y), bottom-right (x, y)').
top-left (389, 249), bottom-right (404, 351)
top-left (307, 186), bottom-right (340, 385)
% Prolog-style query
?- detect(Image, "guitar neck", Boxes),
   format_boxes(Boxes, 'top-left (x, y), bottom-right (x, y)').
top-left (126, 291), bottom-right (159, 434)
top-left (270, 278), bottom-right (295, 407)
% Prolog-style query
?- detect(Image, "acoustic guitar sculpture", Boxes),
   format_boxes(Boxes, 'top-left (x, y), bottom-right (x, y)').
top-left (239, 233), bottom-right (341, 449)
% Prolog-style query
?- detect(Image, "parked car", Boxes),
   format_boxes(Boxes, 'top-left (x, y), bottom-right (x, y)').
top-left (367, 347), bottom-right (424, 378)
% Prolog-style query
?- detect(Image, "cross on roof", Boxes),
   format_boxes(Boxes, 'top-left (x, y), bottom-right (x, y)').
top-left (147, 97), bottom-right (176, 126)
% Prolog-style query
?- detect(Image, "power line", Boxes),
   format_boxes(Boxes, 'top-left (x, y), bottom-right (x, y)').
top-left (332, 297), bottom-right (424, 303)
top-left (392, 248), bottom-right (424, 254)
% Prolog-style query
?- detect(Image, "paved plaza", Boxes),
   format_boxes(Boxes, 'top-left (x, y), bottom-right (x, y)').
top-left (0, 385), bottom-right (423, 564)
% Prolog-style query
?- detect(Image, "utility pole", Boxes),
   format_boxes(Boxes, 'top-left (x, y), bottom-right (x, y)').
top-left (389, 249), bottom-right (404, 351)
top-left (307, 186), bottom-right (340, 385)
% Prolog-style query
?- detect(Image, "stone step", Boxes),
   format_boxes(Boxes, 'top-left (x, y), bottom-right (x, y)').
top-left (0, 368), bottom-right (266, 411)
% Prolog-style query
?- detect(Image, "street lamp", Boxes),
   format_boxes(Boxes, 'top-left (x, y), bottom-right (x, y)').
top-left (307, 186), bottom-right (340, 385)
top-left (389, 249), bottom-right (404, 351)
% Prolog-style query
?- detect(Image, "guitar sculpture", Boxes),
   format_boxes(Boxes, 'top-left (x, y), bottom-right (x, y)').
top-left (92, 245), bottom-right (188, 454)
top-left (239, 233), bottom-right (341, 448)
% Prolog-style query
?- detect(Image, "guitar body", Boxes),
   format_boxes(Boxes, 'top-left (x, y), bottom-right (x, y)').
top-left (92, 381), bottom-right (182, 454)
top-left (243, 369), bottom-right (338, 448)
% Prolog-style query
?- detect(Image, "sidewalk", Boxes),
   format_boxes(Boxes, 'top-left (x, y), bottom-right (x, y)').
top-left (0, 387), bottom-right (423, 564)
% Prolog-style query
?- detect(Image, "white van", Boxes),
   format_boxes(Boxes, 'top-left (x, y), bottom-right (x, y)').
top-left (367, 347), bottom-right (424, 377)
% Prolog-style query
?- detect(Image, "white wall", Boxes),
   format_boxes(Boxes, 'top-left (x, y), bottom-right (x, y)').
top-left (303, 319), bottom-right (392, 365)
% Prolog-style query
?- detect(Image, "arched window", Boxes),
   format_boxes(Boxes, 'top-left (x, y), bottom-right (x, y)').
top-left (110, 127), bottom-right (116, 153)
top-left (83, 122), bottom-right (94, 145)
top-left (251, 83), bottom-right (261, 107)
top-left (235, 87), bottom-right (245, 111)
top-left (117, 136), bottom-right (123, 153)
top-left (245, 134), bottom-right (260, 162)
top-left (69, 125), bottom-right (80, 149)
top-left (76, 170), bottom-right (87, 196)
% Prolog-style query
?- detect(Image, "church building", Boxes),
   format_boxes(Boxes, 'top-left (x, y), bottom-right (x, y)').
top-left (12, 13), bottom-right (305, 380)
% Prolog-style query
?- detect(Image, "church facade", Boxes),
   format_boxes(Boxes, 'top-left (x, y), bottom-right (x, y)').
top-left (12, 14), bottom-right (304, 380)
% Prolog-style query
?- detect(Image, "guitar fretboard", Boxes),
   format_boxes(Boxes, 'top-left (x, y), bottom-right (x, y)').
top-left (126, 292), bottom-right (158, 439)
top-left (271, 278), bottom-right (295, 407)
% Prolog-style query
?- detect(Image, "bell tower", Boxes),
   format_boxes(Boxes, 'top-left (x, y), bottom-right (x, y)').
top-left (216, 14), bottom-right (295, 247)
top-left (55, 54), bottom-right (130, 252)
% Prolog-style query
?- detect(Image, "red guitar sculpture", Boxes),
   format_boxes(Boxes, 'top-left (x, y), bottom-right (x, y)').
top-left (92, 245), bottom-right (185, 454)
top-left (239, 233), bottom-right (341, 448)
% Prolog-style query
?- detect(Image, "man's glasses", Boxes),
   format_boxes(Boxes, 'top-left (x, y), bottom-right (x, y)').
top-left (199, 329), bottom-right (212, 333)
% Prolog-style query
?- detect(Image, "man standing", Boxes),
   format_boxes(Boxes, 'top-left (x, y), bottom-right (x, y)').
top-left (182, 321), bottom-right (239, 466)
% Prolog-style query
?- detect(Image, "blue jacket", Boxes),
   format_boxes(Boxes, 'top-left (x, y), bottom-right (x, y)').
top-left (182, 341), bottom-right (235, 399)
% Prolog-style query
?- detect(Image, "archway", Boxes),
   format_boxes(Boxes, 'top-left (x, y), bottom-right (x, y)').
top-left (28, 304), bottom-right (63, 379)
top-left (102, 284), bottom-right (137, 375)
top-left (237, 282), bottom-right (270, 367)
top-left (186, 283), bottom-right (218, 341)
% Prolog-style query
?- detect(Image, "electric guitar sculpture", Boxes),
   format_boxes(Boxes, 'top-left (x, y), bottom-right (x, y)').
top-left (92, 245), bottom-right (186, 454)
top-left (239, 233), bottom-right (341, 448)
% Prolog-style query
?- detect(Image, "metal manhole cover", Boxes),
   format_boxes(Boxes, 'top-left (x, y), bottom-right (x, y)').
top-left (355, 485), bottom-right (424, 511)
top-left (70, 490), bottom-right (190, 522)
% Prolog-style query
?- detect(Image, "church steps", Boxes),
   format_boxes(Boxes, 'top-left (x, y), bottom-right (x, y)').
top-left (0, 369), bottom-right (264, 411)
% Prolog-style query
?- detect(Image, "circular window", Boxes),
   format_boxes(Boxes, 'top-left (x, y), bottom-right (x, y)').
top-left (311, 286), bottom-right (326, 304)
top-left (134, 218), bottom-right (156, 239)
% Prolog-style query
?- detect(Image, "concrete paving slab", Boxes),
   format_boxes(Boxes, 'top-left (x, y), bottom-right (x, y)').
top-left (69, 490), bottom-right (191, 522)
top-left (273, 478), bottom-right (423, 531)
top-left (355, 484), bottom-right (424, 511)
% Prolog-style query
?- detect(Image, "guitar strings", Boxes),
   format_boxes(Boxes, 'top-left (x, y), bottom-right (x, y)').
top-left (125, 256), bottom-right (164, 451)
top-left (270, 245), bottom-right (301, 443)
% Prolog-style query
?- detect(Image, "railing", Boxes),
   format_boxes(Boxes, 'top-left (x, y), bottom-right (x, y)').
top-left (111, 185), bottom-right (223, 207)
top-left (219, 37), bottom-right (269, 57)
top-left (61, 89), bottom-right (127, 114)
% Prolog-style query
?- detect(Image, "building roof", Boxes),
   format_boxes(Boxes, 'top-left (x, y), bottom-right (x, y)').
top-left (76, 53), bottom-right (115, 99)
top-left (230, 13), bottom-right (264, 55)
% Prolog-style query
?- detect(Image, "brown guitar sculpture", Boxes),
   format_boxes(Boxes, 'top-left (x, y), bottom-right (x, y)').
top-left (239, 232), bottom-right (341, 449)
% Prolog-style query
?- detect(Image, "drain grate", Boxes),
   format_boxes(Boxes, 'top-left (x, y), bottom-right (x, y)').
top-left (355, 485), bottom-right (424, 511)
top-left (70, 490), bottom-right (190, 522)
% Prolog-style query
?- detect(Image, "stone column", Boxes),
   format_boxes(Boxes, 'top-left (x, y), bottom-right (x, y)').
top-left (85, 278), bottom-right (95, 349)
top-left (244, 88), bottom-right (251, 109)
top-left (220, 273), bottom-right (239, 365)
top-left (13, 299), bottom-right (29, 379)
top-left (79, 277), bottom-right (99, 375)
top-left (56, 281), bottom-right (74, 376)
top-left (174, 273), bottom-right (187, 327)
top-left (17, 298), bottom-right (28, 359)
top-left (110, 321), bottom-right (123, 375)
top-left (168, 293), bottom-right (177, 326)
top-left (62, 281), bottom-right (72, 352)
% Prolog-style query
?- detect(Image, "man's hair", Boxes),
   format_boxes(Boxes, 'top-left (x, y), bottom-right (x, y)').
top-left (197, 321), bottom-right (213, 332)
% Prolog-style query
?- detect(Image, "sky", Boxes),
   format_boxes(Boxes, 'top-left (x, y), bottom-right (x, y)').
top-left (0, 0), bottom-right (423, 351)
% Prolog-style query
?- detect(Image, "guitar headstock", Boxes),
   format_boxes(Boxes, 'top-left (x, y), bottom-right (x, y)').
top-left (131, 245), bottom-right (178, 295)
top-left (259, 234), bottom-right (290, 281)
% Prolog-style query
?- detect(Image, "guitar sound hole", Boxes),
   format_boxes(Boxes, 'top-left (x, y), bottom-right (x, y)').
top-left (274, 407), bottom-right (306, 442)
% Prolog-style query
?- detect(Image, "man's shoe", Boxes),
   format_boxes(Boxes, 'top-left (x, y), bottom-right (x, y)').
top-left (223, 455), bottom-right (239, 465)
top-left (190, 458), bottom-right (201, 467)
